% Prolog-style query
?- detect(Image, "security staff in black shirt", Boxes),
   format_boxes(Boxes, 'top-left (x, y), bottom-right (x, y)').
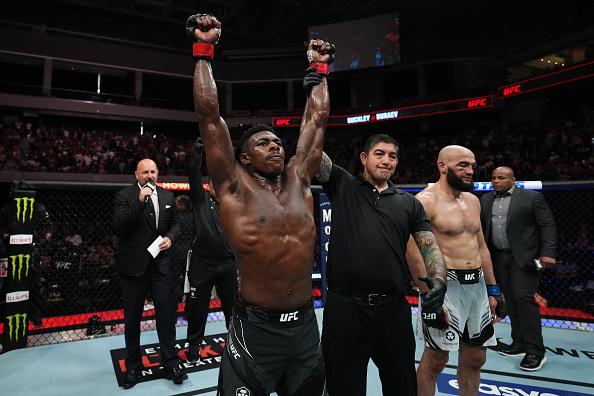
top-left (185, 137), bottom-right (237, 364)
top-left (316, 134), bottom-right (448, 396)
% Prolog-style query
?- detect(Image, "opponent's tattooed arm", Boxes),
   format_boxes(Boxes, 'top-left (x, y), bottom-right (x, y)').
top-left (413, 230), bottom-right (447, 282)
top-left (314, 151), bottom-right (332, 183)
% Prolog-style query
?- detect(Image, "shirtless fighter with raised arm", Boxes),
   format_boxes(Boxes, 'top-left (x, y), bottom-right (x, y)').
top-left (187, 13), bottom-right (334, 396)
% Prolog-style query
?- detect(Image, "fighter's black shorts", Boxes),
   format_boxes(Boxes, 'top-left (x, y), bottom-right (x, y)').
top-left (217, 299), bottom-right (325, 396)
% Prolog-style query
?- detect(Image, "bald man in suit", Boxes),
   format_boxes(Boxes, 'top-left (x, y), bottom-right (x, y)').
top-left (480, 166), bottom-right (557, 371)
top-left (114, 158), bottom-right (185, 388)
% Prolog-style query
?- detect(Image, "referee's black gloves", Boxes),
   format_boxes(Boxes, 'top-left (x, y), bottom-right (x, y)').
top-left (419, 276), bottom-right (449, 330)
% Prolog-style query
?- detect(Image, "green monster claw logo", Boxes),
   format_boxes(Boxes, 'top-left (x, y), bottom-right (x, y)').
top-left (9, 254), bottom-right (30, 281)
top-left (14, 197), bottom-right (35, 223)
top-left (6, 313), bottom-right (27, 342)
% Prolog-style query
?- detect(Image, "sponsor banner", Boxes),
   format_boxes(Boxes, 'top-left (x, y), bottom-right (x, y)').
top-left (7, 253), bottom-right (31, 281)
top-left (0, 257), bottom-right (7, 278)
top-left (472, 181), bottom-right (543, 191)
top-left (437, 373), bottom-right (592, 396)
top-left (156, 182), bottom-right (212, 192)
top-left (4, 313), bottom-right (28, 343)
top-left (9, 234), bottom-right (33, 245)
top-left (13, 197), bottom-right (35, 223)
top-left (427, 181), bottom-right (543, 192)
top-left (3, 190), bottom-right (35, 351)
top-left (319, 193), bottom-right (331, 305)
top-left (6, 290), bottom-right (29, 303)
top-left (110, 334), bottom-right (226, 387)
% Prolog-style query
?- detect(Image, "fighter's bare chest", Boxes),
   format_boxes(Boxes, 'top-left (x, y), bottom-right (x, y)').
top-left (223, 188), bottom-right (313, 226)
top-left (253, 196), bottom-right (313, 226)
top-left (432, 202), bottom-right (480, 236)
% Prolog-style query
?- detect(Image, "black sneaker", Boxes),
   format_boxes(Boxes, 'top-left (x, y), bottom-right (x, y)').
top-left (122, 370), bottom-right (138, 389)
top-left (520, 354), bottom-right (547, 371)
top-left (164, 367), bottom-right (187, 384)
top-left (498, 344), bottom-right (526, 357)
top-left (186, 349), bottom-right (200, 364)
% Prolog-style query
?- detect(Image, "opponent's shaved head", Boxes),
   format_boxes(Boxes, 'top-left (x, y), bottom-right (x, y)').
top-left (493, 166), bottom-right (515, 177)
top-left (436, 145), bottom-right (476, 192)
top-left (437, 145), bottom-right (475, 163)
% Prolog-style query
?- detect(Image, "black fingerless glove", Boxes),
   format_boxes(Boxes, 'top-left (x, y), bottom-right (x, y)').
top-left (418, 276), bottom-right (447, 312)
top-left (186, 14), bottom-right (212, 40)
top-left (303, 68), bottom-right (324, 97)
top-left (186, 14), bottom-right (218, 61)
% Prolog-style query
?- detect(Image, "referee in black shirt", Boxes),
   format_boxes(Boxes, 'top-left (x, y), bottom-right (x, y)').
top-left (184, 138), bottom-right (237, 364)
top-left (316, 134), bottom-right (447, 396)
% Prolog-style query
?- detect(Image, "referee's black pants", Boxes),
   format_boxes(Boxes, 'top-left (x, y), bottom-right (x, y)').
top-left (322, 290), bottom-right (416, 396)
top-left (186, 260), bottom-right (237, 352)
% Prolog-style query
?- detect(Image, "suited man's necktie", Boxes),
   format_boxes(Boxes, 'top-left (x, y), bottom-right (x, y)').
top-left (150, 192), bottom-right (159, 228)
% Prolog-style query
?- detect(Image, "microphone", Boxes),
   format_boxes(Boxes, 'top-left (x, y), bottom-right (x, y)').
top-left (144, 180), bottom-right (155, 203)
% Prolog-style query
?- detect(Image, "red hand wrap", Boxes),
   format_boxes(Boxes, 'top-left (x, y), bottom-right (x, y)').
top-left (310, 62), bottom-right (329, 75)
top-left (193, 42), bottom-right (215, 60)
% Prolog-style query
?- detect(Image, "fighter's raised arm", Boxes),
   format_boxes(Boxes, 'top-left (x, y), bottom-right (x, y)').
top-left (291, 39), bottom-right (334, 181)
top-left (188, 14), bottom-right (237, 195)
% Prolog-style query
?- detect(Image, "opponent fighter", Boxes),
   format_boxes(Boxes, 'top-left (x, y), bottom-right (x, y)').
top-left (406, 145), bottom-right (506, 396)
top-left (187, 13), bottom-right (333, 396)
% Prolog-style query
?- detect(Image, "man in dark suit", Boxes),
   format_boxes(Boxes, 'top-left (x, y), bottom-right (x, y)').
top-left (113, 158), bottom-right (185, 388)
top-left (480, 166), bottom-right (557, 371)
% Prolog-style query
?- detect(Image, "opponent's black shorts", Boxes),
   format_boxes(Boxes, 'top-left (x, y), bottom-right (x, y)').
top-left (217, 299), bottom-right (325, 396)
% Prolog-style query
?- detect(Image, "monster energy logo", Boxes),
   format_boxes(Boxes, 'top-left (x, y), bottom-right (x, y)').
top-left (6, 313), bottom-right (27, 342)
top-left (14, 197), bottom-right (35, 223)
top-left (9, 254), bottom-right (30, 281)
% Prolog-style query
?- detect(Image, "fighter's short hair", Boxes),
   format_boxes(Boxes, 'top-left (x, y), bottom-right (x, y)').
top-left (235, 124), bottom-right (278, 160)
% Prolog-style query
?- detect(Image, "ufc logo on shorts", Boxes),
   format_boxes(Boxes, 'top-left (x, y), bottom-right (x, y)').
top-left (279, 311), bottom-right (299, 322)
top-left (236, 387), bottom-right (250, 396)
top-left (422, 312), bottom-right (437, 320)
top-left (229, 342), bottom-right (241, 359)
top-left (464, 273), bottom-right (475, 281)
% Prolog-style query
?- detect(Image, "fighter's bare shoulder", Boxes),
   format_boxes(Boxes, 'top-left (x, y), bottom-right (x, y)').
top-left (462, 191), bottom-right (480, 204)
top-left (416, 188), bottom-right (436, 203)
top-left (461, 191), bottom-right (481, 213)
top-left (415, 187), bottom-right (438, 216)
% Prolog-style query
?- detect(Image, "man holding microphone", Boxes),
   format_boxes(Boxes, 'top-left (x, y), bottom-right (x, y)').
top-left (113, 158), bottom-right (185, 389)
